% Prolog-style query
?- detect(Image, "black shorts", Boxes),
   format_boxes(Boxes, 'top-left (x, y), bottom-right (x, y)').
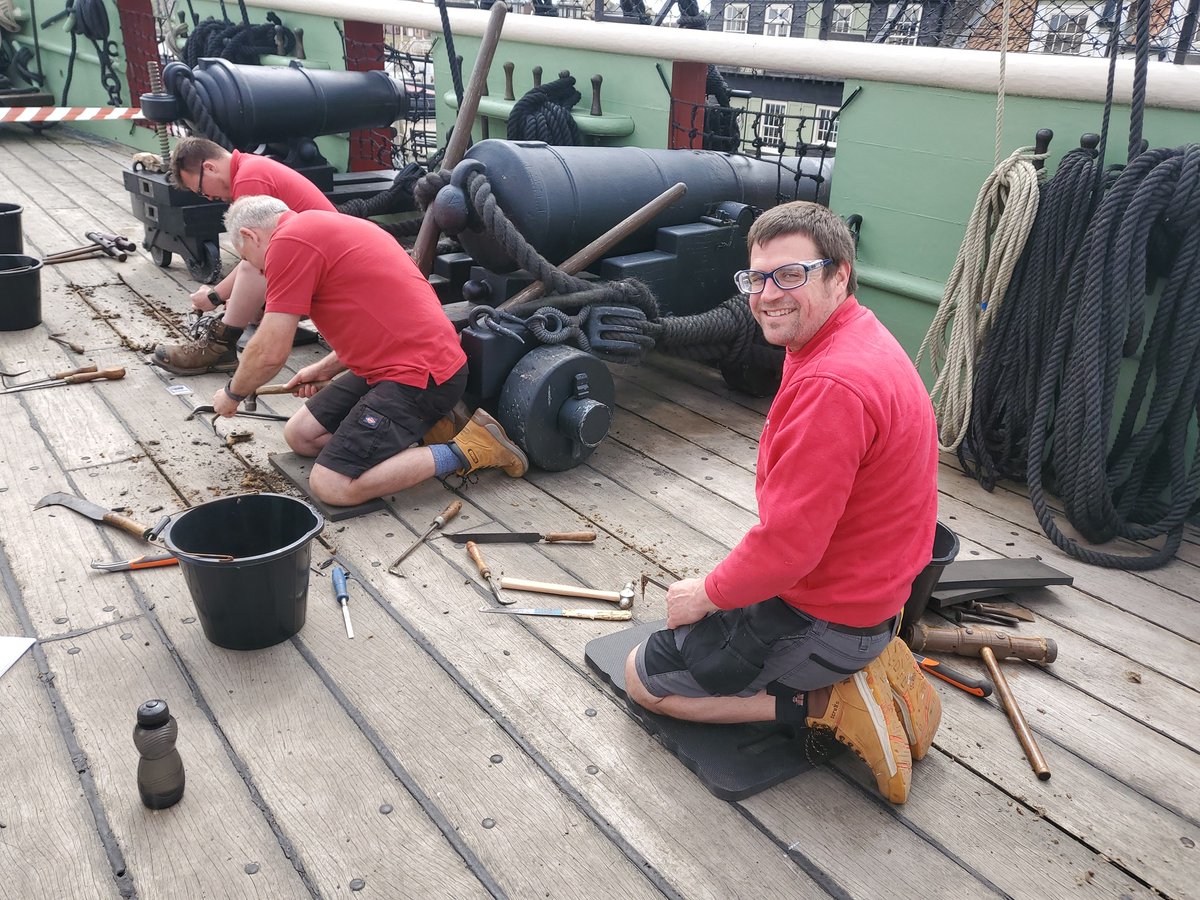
top-left (635, 599), bottom-right (897, 699)
top-left (307, 365), bottom-right (467, 479)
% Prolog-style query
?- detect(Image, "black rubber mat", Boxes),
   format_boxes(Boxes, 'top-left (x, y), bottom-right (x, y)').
top-left (585, 621), bottom-right (838, 801)
top-left (935, 558), bottom-right (1073, 591)
top-left (269, 452), bottom-right (386, 522)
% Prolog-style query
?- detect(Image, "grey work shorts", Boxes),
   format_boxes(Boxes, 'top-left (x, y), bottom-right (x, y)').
top-left (635, 599), bottom-right (897, 699)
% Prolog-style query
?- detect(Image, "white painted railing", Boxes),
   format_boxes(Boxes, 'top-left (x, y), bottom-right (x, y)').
top-left (252, 0), bottom-right (1200, 111)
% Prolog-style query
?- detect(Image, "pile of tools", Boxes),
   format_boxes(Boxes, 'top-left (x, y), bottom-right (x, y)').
top-left (1, 364), bottom-right (125, 395)
top-left (390, 500), bottom-right (634, 620)
top-left (42, 232), bottom-right (135, 266)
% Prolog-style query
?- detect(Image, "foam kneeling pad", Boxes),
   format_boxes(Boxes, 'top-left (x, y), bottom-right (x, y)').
top-left (584, 620), bottom-right (840, 802)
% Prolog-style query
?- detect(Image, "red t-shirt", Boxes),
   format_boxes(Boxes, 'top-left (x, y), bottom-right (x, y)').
top-left (229, 151), bottom-right (336, 213)
top-left (705, 297), bottom-right (939, 627)
top-left (264, 210), bottom-right (466, 386)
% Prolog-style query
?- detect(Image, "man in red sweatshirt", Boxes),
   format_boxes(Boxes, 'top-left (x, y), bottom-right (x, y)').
top-left (153, 136), bottom-right (336, 375)
top-left (210, 195), bottom-right (527, 506)
top-left (625, 201), bottom-right (941, 804)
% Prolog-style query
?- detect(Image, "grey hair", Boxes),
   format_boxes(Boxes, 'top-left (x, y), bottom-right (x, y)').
top-left (224, 195), bottom-right (289, 251)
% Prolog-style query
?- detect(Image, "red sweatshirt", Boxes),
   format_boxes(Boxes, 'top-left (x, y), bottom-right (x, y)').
top-left (705, 297), bottom-right (938, 627)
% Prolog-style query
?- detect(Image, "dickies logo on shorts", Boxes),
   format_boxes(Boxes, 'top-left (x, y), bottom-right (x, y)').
top-left (359, 411), bottom-right (382, 429)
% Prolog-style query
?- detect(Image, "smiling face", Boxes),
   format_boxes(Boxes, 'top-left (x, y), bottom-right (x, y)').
top-left (748, 233), bottom-right (851, 352)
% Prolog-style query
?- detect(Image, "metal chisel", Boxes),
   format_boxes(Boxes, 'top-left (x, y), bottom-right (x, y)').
top-left (479, 607), bottom-right (632, 621)
top-left (466, 541), bottom-right (511, 604)
top-left (441, 530), bottom-right (596, 544)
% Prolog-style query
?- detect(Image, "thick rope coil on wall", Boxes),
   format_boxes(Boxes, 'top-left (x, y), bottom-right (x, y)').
top-left (182, 12), bottom-right (295, 68)
top-left (916, 144), bottom-right (1045, 451)
top-left (506, 75), bottom-right (583, 145)
top-left (1026, 143), bottom-right (1200, 570)
top-left (960, 142), bottom-right (1105, 489)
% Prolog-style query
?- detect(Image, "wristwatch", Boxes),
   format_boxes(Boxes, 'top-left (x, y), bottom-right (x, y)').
top-left (223, 379), bottom-right (246, 403)
top-left (206, 288), bottom-right (222, 306)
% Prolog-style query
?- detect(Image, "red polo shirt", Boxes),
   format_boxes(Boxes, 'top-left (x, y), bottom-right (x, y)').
top-left (230, 151), bottom-right (336, 213)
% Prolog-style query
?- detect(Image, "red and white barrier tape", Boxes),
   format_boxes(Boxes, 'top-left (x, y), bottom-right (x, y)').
top-left (0, 106), bottom-right (146, 123)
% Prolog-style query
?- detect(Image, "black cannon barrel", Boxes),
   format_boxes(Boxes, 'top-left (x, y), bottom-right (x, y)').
top-left (162, 59), bottom-right (407, 148)
top-left (451, 140), bottom-right (833, 272)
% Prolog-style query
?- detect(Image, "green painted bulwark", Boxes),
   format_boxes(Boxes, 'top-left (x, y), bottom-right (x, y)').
top-left (829, 79), bottom-right (1200, 361)
top-left (433, 36), bottom-right (676, 149)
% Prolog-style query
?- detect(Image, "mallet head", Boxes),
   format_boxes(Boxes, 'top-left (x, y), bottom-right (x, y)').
top-left (617, 582), bottom-right (635, 611)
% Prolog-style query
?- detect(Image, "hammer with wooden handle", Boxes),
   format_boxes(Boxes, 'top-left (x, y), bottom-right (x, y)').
top-left (499, 577), bottom-right (635, 610)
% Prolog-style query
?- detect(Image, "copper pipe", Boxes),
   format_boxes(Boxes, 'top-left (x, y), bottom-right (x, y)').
top-left (980, 647), bottom-right (1051, 781)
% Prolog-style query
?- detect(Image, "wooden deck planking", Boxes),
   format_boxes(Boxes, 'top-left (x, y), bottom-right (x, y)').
top-left (1, 126), bottom-right (1198, 900)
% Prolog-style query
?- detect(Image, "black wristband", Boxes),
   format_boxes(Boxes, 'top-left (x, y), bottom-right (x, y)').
top-left (223, 379), bottom-right (246, 403)
top-left (207, 288), bottom-right (222, 306)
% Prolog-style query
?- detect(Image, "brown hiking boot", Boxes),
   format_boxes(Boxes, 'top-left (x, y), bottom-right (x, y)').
top-left (421, 401), bottom-right (472, 446)
top-left (805, 658), bottom-right (912, 804)
top-left (451, 409), bottom-right (528, 477)
top-left (152, 315), bottom-right (243, 376)
top-left (877, 637), bottom-right (942, 760)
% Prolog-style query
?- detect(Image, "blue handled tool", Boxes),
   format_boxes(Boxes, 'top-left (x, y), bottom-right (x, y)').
top-left (332, 565), bottom-right (354, 639)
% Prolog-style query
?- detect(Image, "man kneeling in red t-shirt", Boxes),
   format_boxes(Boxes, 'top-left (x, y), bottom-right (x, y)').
top-left (210, 195), bottom-right (527, 505)
top-left (624, 202), bottom-right (942, 805)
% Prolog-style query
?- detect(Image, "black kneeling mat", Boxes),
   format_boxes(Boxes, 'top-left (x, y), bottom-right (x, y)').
top-left (585, 621), bottom-right (840, 802)
top-left (269, 452), bottom-right (386, 522)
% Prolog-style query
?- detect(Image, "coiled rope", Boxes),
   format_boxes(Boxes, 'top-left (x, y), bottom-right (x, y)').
top-left (1025, 144), bottom-right (1200, 569)
top-left (506, 75), bottom-right (582, 145)
top-left (959, 141), bottom-right (1105, 488)
top-left (916, 145), bottom-right (1044, 451)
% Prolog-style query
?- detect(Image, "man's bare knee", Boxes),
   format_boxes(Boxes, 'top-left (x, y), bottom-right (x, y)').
top-left (307, 467), bottom-right (359, 507)
top-left (624, 646), bottom-right (660, 709)
top-left (283, 419), bottom-right (319, 456)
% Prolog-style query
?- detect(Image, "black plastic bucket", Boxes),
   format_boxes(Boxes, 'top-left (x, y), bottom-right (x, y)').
top-left (0, 254), bottom-right (43, 331)
top-left (900, 521), bottom-right (959, 639)
top-left (161, 493), bottom-right (324, 650)
top-left (0, 203), bottom-right (22, 254)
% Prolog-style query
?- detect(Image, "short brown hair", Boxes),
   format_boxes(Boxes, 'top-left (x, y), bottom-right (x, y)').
top-left (747, 201), bottom-right (858, 295)
top-left (169, 136), bottom-right (229, 187)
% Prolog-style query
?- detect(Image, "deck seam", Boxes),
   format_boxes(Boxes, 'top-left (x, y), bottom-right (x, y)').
top-left (0, 538), bottom-right (138, 900)
top-left (330, 553), bottom-right (686, 900)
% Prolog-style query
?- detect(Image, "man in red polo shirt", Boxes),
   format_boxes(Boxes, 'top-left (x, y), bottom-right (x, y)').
top-left (210, 195), bottom-right (527, 505)
top-left (624, 202), bottom-right (941, 805)
top-left (153, 136), bottom-right (336, 375)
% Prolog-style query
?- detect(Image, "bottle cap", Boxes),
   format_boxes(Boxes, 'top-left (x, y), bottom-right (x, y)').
top-left (137, 698), bottom-right (170, 728)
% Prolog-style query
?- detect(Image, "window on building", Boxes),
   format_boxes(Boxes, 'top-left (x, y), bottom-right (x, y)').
top-left (883, 3), bottom-right (922, 45)
top-left (765, 4), bottom-right (793, 37)
top-left (1042, 6), bottom-right (1091, 54)
top-left (757, 99), bottom-right (788, 150)
top-left (724, 3), bottom-right (750, 33)
top-left (559, 2), bottom-right (585, 18)
top-left (831, 3), bottom-right (870, 35)
top-left (813, 105), bottom-right (839, 147)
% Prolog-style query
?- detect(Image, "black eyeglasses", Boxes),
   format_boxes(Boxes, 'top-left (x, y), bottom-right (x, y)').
top-left (734, 259), bottom-right (833, 295)
top-left (196, 166), bottom-right (207, 198)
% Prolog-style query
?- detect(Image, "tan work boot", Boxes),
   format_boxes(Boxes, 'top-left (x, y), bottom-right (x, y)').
top-left (152, 315), bottom-right (243, 376)
top-left (804, 658), bottom-right (912, 804)
top-left (877, 637), bottom-right (942, 760)
top-left (451, 409), bottom-right (528, 477)
top-left (421, 401), bottom-right (472, 446)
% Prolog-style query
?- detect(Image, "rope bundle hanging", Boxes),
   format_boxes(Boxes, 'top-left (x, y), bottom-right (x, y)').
top-left (960, 141), bottom-right (1105, 488)
top-left (182, 11), bottom-right (295, 68)
top-left (53, 0), bottom-right (123, 107)
top-left (916, 144), bottom-right (1044, 451)
top-left (506, 75), bottom-right (583, 146)
top-left (1025, 144), bottom-right (1200, 570)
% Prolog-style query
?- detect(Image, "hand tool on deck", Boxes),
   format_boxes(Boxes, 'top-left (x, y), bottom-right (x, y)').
top-left (440, 530), bottom-right (596, 544)
top-left (91, 553), bottom-right (179, 572)
top-left (980, 646), bottom-right (1051, 780)
top-left (952, 606), bottom-right (1022, 627)
top-left (498, 577), bottom-right (636, 610)
top-left (387, 499), bottom-right (461, 575)
top-left (479, 606), bottom-right (633, 622)
top-left (2, 364), bottom-right (96, 389)
top-left (85, 231), bottom-right (129, 261)
top-left (36, 492), bottom-right (161, 542)
top-left (467, 541), bottom-right (511, 605)
top-left (1, 366), bottom-right (125, 394)
top-left (412, 0), bottom-right (507, 274)
top-left (184, 404), bottom-right (290, 422)
top-left (331, 565), bottom-right (355, 639)
top-left (907, 622), bottom-right (1057, 663)
top-left (243, 380), bottom-right (332, 412)
top-left (48, 334), bottom-right (87, 354)
top-left (912, 652), bottom-right (992, 698)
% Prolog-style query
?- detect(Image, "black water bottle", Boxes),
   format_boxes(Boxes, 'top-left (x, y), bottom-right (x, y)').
top-left (133, 699), bottom-right (185, 810)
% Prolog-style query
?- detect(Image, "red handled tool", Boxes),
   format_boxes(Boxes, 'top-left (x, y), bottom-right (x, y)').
top-left (914, 652), bottom-right (993, 698)
top-left (91, 553), bottom-right (178, 572)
